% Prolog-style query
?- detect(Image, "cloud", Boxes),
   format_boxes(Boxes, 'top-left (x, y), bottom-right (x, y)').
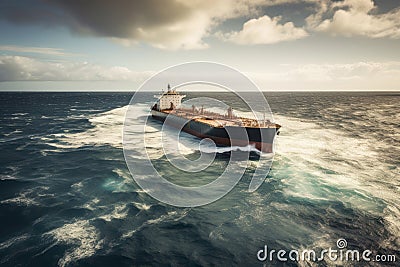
top-left (0, 0), bottom-right (259, 50)
top-left (0, 55), bottom-right (152, 82)
top-left (0, 0), bottom-right (318, 50)
top-left (2, 0), bottom-right (397, 49)
top-left (308, 0), bottom-right (400, 39)
top-left (283, 61), bottom-right (398, 81)
top-left (248, 61), bottom-right (400, 90)
top-left (0, 45), bottom-right (77, 56)
top-left (218, 15), bottom-right (308, 44)
top-left (55, 0), bottom-right (211, 50)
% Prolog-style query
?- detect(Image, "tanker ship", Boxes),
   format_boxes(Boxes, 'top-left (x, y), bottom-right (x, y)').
top-left (151, 85), bottom-right (281, 153)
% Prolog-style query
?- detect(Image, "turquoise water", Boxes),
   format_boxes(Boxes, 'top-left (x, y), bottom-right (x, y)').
top-left (0, 92), bottom-right (399, 266)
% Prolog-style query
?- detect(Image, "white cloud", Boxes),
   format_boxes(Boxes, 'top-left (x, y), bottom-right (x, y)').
top-left (114, 9), bottom-right (212, 50)
top-left (0, 45), bottom-right (77, 56)
top-left (218, 15), bottom-right (308, 44)
top-left (248, 61), bottom-right (400, 90)
top-left (2, 56), bottom-right (399, 90)
top-left (0, 56), bottom-right (152, 82)
top-left (285, 61), bottom-right (396, 81)
top-left (124, 0), bottom-right (273, 50)
top-left (309, 0), bottom-right (400, 39)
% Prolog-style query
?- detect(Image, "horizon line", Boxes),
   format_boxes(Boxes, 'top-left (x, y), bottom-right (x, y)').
top-left (1, 90), bottom-right (399, 93)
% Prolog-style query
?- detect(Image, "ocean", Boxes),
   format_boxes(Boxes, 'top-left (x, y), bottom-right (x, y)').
top-left (0, 91), bottom-right (399, 266)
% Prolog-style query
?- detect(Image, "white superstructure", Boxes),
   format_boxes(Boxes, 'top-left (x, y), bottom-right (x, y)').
top-left (154, 84), bottom-right (186, 111)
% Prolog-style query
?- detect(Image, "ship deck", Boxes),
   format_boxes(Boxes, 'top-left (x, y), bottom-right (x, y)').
top-left (161, 108), bottom-right (281, 129)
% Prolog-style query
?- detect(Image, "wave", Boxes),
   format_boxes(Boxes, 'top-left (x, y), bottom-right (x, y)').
top-left (48, 106), bottom-right (127, 149)
top-left (0, 186), bottom-right (52, 206)
top-left (98, 203), bottom-right (129, 222)
top-left (45, 220), bottom-right (103, 267)
top-left (199, 143), bottom-right (263, 154)
top-left (122, 209), bottom-right (190, 239)
top-left (272, 114), bottom-right (400, 249)
top-left (0, 174), bottom-right (18, 181)
top-left (43, 102), bottom-right (399, 252)
top-left (0, 234), bottom-right (30, 251)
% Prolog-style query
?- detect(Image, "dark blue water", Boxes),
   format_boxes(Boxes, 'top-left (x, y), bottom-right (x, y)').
top-left (0, 92), bottom-right (399, 266)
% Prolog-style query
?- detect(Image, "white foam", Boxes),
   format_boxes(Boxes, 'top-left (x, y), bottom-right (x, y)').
top-left (98, 203), bottom-right (128, 222)
top-left (0, 175), bottom-right (17, 181)
top-left (122, 209), bottom-right (190, 238)
top-left (0, 186), bottom-right (50, 206)
top-left (0, 234), bottom-right (30, 250)
top-left (71, 181), bottom-right (84, 189)
top-left (199, 142), bottom-right (262, 154)
top-left (3, 129), bottom-right (23, 137)
top-left (133, 202), bottom-right (152, 211)
top-left (49, 106), bottom-right (127, 149)
top-left (81, 198), bottom-right (100, 211)
top-left (46, 220), bottom-right (103, 267)
top-left (273, 114), bottom-right (400, 246)
top-left (112, 168), bottom-right (132, 184)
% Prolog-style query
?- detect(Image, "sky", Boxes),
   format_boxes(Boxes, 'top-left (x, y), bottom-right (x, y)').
top-left (0, 0), bottom-right (399, 91)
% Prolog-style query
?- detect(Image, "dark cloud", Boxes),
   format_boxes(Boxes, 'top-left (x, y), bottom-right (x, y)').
top-left (2, 0), bottom-right (232, 49)
top-left (51, 0), bottom-right (192, 38)
top-left (0, 0), bottom-right (191, 36)
top-left (0, 0), bottom-right (69, 26)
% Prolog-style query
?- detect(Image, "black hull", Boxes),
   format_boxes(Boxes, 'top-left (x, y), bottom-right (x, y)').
top-left (151, 110), bottom-right (278, 153)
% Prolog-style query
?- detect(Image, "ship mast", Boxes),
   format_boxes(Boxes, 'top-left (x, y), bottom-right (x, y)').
top-left (263, 110), bottom-right (266, 127)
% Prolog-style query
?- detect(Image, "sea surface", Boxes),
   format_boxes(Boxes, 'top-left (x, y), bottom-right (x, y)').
top-left (0, 92), bottom-right (399, 266)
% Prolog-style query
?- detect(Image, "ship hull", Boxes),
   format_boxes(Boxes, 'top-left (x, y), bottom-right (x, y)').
top-left (151, 110), bottom-right (278, 153)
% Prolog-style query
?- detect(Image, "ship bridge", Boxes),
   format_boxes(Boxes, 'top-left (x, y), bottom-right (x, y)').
top-left (153, 84), bottom-right (186, 111)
